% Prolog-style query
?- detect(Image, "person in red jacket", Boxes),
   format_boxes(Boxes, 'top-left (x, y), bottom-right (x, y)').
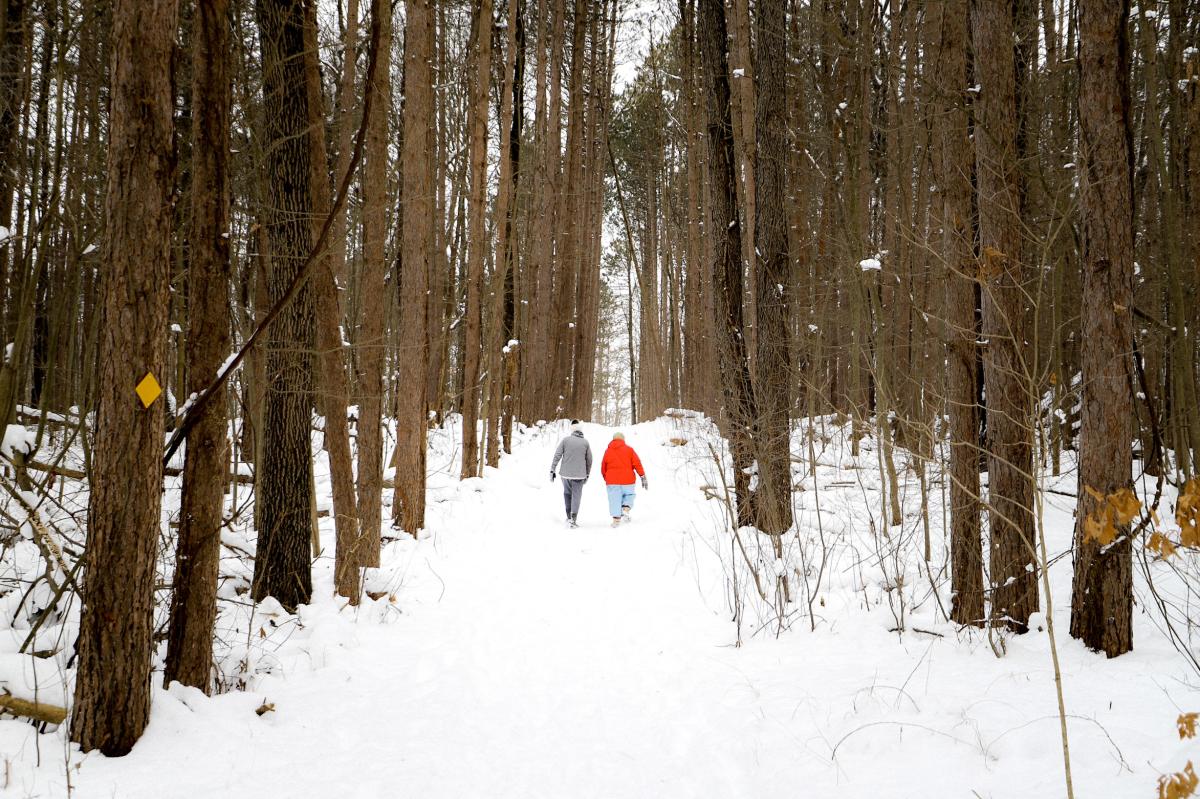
top-left (600, 432), bottom-right (647, 527)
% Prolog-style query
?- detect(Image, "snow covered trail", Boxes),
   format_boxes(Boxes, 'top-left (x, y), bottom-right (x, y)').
top-left (8, 418), bottom-right (1200, 797)
top-left (57, 419), bottom-right (798, 798)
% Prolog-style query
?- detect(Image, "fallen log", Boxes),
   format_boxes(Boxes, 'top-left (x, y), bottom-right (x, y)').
top-left (0, 693), bottom-right (68, 725)
top-left (26, 459), bottom-right (254, 486)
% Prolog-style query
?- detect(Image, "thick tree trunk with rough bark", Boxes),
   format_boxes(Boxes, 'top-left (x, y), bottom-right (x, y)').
top-left (165, 0), bottom-right (232, 691)
top-left (393, 0), bottom-right (433, 533)
top-left (752, 0), bottom-right (793, 536)
top-left (251, 0), bottom-right (318, 610)
top-left (1070, 0), bottom-right (1134, 658)
top-left (971, 0), bottom-right (1038, 632)
top-left (930, 0), bottom-right (984, 627)
top-left (698, 0), bottom-right (758, 528)
top-left (70, 0), bottom-right (178, 756)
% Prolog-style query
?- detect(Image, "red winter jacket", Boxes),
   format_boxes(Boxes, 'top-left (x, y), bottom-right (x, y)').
top-left (600, 439), bottom-right (645, 485)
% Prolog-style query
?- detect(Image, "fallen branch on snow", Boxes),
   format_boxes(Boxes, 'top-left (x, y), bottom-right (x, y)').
top-left (0, 692), bottom-right (68, 725)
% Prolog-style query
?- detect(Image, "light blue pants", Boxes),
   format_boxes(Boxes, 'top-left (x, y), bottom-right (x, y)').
top-left (606, 484), bottom-right (636, 518)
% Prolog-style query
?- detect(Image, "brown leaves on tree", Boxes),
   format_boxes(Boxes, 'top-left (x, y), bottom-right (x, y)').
top-left (1082, 485), bottom-right (1141, 546)
top-left (1133, 481), bottom-right (1200, 560)
top-left (1149, 532), bottom-right (1179, 558)
top-left (1176, 480), bottom-right (1200, 548)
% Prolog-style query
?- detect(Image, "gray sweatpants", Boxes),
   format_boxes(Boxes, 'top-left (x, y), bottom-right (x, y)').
top-left (562, 478), bottom-right (585, 518)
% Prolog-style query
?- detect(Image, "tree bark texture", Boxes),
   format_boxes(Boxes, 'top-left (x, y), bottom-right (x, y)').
top-left (484, 0), bottom-right (522, 467)
top-left (302, 1), bottom-right (361, 602)
top-left (570, 0), bottom-right (615, 420)
top-left (460, 0), bottom-right (494, 477)
top-left (1069, 0), bottom-right (1134, 657)
top-left (752, 0), bottom-right (793, 536)
top-left (971, 0), bottom-right (1038, 632)
top-left (251, 0), bottom-right (317, 610)
top-left (0, 0), bottom-right (26, 336)
top-left (930, 0), bottom-right (985, 627)
top-left (356, 0), bottom-right (391, 566)
top-left (165, 0), bottom-right (232, 691)
top-left (549, 0), bottom-right (585, 416)
top-left (327, 0), bottom-right (360, 294)
top-left (70, 0), bottom-right (178, 756)
top-left (699, 0), bottom-right (758, 528)
top-left (393, 0), bottom-right (433, 533)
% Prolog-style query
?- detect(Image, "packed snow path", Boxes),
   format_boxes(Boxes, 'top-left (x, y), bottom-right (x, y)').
top-left (12, 419), bottom-right (1199, 797)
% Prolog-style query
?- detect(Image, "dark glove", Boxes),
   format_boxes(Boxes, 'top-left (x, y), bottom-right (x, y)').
top-left (641, 476), bottom-right (648, 490)
top-left (550, 471), bottom-right (556, 483)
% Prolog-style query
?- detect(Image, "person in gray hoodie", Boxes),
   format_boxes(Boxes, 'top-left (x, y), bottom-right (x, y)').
top-left (550, 420), bottom-right (592, 528)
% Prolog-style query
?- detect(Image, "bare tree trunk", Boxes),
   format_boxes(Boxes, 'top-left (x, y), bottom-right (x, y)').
top-left (752, 0), bottom-right (793, 536)
top-left (551, 0), bottom-right (587, 417)
top-left (70, 0), bottom-right (178, 756)
top-left (521, 0), bottom-right (563, 423)
top-left (300, 1), bottom-right (362, 602)
top-left (484, 0), bottom-right (521, 468)
top-left (570, 0), bottom-right (616, 419)
top-left (356, 0), bottom-right (391, 566)
top-left (971, 0), bottom-right (1038, 632)
top-left (392, 0), bottom-right (434, 533)
top-left (678, 0), bottom-right (714, 418)
top-left (0, 0), bottom-right (26, 335)
top-left (426, 2), bottom-right (451, 422)
top-left (930, 0), bottom-right (984, 627)
top-left (165, 0), bottom-right (231, 691)
top-left (328, 0), bottom-right (360, 291)
top-left (637, 136), bottom-right (667, 421)
top-left (1069, 0), bottom-right (1134, 658)
top-left (729, 0), bottom-right (756, 376)
top-left (251, 0), bottom-right (318, 610)
top-left (699, 0), bottom-right (758, 527)
top-left (460, 0), bottom-right (493, 477)
top-left (502, 5), bottom-right (525, 453)
top-left (487, 0), bottom-right (525, 460)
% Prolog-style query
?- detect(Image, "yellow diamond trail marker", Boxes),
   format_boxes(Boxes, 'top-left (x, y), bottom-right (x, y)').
top-left (136, 372), bottom-right (162, 409)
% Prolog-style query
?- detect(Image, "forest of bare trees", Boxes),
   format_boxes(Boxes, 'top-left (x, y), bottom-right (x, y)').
top-left (0, 0), bottom-right (1197, 778)
top-left (610, 0), bottom-right (1197, 653)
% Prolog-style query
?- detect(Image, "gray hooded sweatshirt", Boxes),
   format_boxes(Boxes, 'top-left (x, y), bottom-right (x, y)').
top-left (551, 430), bottom-right (593, 480)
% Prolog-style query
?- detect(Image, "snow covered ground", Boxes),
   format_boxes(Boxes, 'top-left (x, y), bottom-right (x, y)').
top-left (3, 416), bottom-right (1200, 797)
